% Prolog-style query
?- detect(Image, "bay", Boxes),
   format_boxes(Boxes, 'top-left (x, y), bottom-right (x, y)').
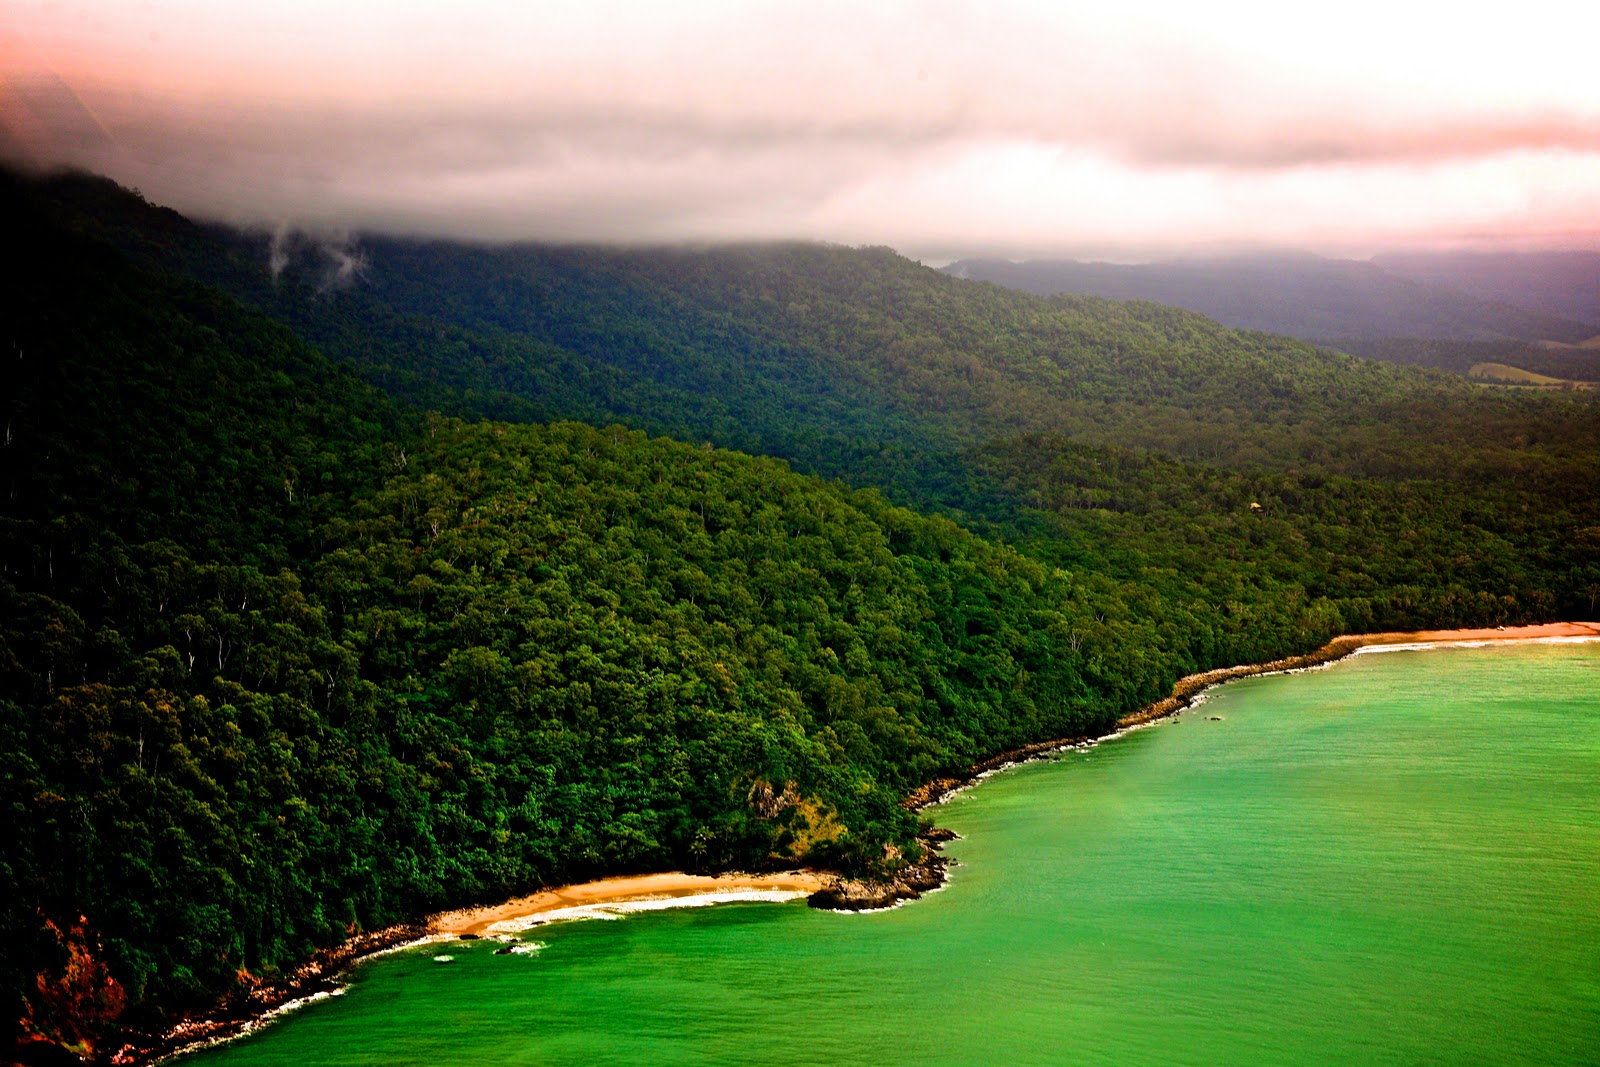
top-left (189, 642), bottom-right (1600, 1065)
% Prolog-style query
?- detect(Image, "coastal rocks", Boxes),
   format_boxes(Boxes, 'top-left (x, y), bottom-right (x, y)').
top-left (807, 858), bottom-right (948, 911)
top-left (808, 879), bottom-right (903, 910)
top-left (808, 830), bottom-right (956, 912)
top-left (747, 778), bottom-right (800, 818)
top-left (901, 775), bottom-right (964, 810)
top-left (13, 916), bottom-right (128, 1066)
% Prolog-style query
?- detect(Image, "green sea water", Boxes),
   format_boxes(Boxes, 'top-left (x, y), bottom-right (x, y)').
top-left (189, 643), bottom-right (1600, 1066)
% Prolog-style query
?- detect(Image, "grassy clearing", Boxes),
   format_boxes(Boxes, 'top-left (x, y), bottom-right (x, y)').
top-left (1469, 362), bottom-right (1595, 388)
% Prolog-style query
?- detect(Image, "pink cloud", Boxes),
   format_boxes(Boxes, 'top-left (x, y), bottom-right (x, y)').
top-left (5, 1), bottom-right (1599, 257)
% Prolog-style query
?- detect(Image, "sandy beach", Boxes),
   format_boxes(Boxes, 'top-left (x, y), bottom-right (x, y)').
top-left (1342, 621), bottom-right (1600, 647)
top-left (429, 870), bottom-right (829, 936)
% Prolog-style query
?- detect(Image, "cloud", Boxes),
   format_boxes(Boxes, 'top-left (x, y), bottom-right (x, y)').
top-left (268, 223), bottom-right (291, 282)
top-left (5, 1), bottom-right (1600, 257)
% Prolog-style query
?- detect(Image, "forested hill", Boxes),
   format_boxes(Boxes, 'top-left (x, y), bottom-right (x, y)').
top-left (2, 173), bottom-right (1292, 1060)
top-left (5, 170), bottom-right (1600, 1062)
top-left (29, 171), bottom-right (1600, 510)
top-left (938, 254), bottom-right (1600, 386)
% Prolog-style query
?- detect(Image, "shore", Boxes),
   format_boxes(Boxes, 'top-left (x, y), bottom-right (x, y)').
top-left (430, 870), bottom-right (828, 937)
top-left (131, 621), bottom-right (1598, 1063)
top-left (119, 871), bottom-right (826, 1065)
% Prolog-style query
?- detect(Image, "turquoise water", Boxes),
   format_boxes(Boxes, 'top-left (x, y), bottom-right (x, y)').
top-left (190, 643), bottom-right (1600, 1065)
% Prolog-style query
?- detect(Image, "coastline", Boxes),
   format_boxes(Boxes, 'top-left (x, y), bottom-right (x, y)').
top-left (131, 621), bottom-right (1599, 1064)
top-left (832, 622), bottom-right (1600, 907)
top-left (908, 621), bottom-right (1600, 809)
top-left (127, 871), bottom-right (825, 1065)
top-left (121, 923), bottom-right (430, 1065)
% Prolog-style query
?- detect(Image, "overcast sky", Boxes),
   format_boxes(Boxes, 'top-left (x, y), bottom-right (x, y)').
top-left (5, 0), bottom-right (1600, 260)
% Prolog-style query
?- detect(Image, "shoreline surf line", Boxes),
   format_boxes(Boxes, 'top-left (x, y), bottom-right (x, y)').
top-left (136, 621), bottom-right (1599, 1064)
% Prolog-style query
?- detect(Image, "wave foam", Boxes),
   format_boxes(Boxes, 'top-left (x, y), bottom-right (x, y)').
top-left (485, 889), bottom-right (812, 934)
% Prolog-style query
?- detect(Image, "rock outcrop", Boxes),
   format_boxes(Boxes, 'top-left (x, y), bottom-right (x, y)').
top-left (808, 829), bottom-right (957, 912)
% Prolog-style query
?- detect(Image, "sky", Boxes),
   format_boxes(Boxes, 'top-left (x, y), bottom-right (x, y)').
top-left (4, 0), bottom-right (1600, 261)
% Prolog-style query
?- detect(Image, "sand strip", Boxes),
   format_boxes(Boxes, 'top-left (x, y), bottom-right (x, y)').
top-left (429, 871), bottom-right (828, 937)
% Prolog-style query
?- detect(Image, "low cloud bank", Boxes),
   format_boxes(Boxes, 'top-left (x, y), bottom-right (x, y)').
top-left (5, 1), bottom-right (1599, 258)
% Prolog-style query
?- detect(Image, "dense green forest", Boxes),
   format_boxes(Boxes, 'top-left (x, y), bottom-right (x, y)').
top-left (5, 171), bottom-right (1600, 1062)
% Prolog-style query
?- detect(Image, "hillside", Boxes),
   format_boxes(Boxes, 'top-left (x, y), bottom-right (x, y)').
top-left (1468, 362), bottom-right (1596, 389)
top-left (6, 171), bottom-right (1600, 1061)
top-left (31, 172), bottom-right (1600, 501)
top-left (3, 177), bottom-right (1166, 1058)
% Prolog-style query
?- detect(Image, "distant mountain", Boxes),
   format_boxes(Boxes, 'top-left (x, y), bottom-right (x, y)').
top-left (1374, 251), bottom-right (1600, 328)
top-left (943, 254), bottom-right (1598, 344)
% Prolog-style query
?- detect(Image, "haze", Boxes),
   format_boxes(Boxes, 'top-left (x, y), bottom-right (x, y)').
top-left (4, 0), bottom-right (1600, 259)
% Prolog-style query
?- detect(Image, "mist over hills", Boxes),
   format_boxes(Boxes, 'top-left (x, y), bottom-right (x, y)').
top-left (6, 169), bottom-right (1600, 1062)
top-left (1374, 251), bottom-right (1600, 327)
top-left (942, 254), bottom-right (1599, 345)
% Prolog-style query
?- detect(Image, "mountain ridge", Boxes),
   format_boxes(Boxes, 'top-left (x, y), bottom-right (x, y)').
top-left (942, 253), bottom-right (1598, 343)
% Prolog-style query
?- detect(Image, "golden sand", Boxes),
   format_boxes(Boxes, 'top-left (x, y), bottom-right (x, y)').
top-left (429, 870), bottom-right (828, 936)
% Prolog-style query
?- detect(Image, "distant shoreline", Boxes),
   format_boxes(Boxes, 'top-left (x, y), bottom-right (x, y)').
top-left (134, 621), bottom-right (1599, 1065)
top-left (1115, 621), bottom-right (1600, 731)
top-left (903, 622), bottom-right (1600, 811)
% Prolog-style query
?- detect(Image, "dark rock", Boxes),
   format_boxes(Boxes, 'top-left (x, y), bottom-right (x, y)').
top-left (808, 880), bottom-right (905, 911)
top-left (808, 855), bottom-right (948, 911)
top-left (899, 863), bottom-right (944, 893)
